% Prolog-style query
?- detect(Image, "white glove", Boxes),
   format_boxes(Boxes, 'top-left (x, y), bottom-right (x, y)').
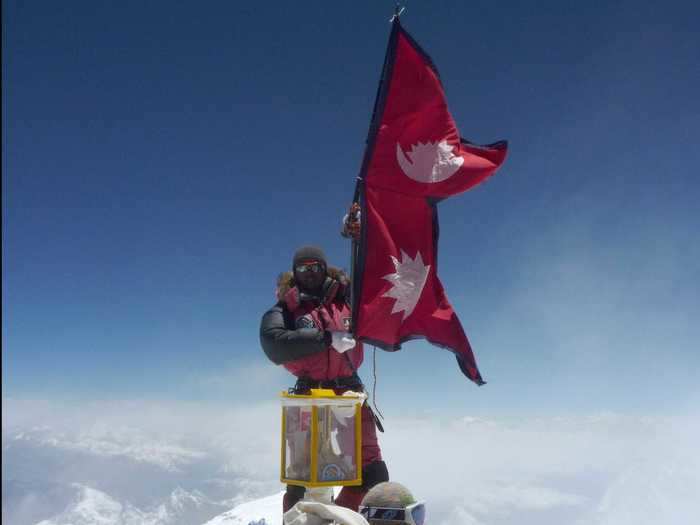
top-left (331, 332), bottom-right (356, 353)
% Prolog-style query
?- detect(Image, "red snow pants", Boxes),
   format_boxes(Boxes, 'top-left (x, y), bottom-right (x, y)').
top-left (334, 402), bottom-right (382, 511)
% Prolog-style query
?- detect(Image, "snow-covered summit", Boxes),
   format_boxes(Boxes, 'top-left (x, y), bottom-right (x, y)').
top-left (203, 492), bottom-right (283, 525)
top-left (32, 484), bottom-right (236, 525)
top-left (35, 485), bottom-right (143, 525)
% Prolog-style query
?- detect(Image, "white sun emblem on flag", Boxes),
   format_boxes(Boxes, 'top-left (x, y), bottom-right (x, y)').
top-left (396, 139), bottom-right (464, 183)
top-left (382, 250), bottom-right (431, 321)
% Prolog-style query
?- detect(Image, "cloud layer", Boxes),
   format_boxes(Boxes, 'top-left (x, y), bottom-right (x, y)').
top-left (3, 398), bottom-right (699, 525)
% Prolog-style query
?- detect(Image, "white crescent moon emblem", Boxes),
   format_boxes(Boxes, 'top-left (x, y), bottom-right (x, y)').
top-left (396, 140), bottom-right (464, 183)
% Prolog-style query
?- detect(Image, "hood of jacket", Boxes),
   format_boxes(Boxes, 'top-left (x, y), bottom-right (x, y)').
top-left (276, 266), bottom-right (350, 303)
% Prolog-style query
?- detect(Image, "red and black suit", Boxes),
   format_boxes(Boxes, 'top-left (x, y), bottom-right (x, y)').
top-left (260, 267), bottom-right (388, 512)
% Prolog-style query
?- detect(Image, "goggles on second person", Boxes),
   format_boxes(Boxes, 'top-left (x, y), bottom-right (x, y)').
top-left (295, 262), bottom-right (324, 274)
top-left (359, 501), bottom-right (426, 525)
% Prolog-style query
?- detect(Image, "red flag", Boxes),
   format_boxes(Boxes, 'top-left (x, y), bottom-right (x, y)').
top-left (352, 19), bottom-right (507, 385)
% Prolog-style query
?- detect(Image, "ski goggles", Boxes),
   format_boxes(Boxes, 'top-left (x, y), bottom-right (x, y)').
top-left (295, 262), bottom-right (325, 274)
top-left (359, 501), bottom-right (426, 525)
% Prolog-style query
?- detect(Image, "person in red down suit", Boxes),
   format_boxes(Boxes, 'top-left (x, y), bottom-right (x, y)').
top-left (260, 245), bottom-right (389, 513)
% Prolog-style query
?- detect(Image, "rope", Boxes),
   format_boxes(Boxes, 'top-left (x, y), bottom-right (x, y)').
top-left (372, 346), bottom-right (385, 420)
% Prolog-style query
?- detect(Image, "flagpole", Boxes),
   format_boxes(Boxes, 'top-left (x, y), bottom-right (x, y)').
top-left (390, 3), bottom-right (405, 22)
top-left (349, 9), bottom-right (403, 338)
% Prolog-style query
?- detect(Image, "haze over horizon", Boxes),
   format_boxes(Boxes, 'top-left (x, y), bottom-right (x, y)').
top-left (4, 398), bottom-right (699, 525)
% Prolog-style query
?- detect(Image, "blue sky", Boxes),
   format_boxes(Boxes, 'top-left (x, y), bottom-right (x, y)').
top-left (3, 0), bottom-right (698, 415)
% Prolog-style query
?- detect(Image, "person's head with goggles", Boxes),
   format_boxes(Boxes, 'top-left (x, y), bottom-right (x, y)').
top-left (292, 245), bottom-right (327, 295)
top-left (359, 482), bottom-right (426, 525)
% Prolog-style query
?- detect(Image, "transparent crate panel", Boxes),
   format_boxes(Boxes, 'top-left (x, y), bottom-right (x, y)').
top-left (284, 406), bottom-right (312, 481)
top-left (315, 404), bottom-right (358, 482)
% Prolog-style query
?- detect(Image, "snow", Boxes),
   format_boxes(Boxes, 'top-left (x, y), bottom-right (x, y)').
top-left (35, 485), bottom-right (130, 525)
top-left (30, 485), bottom-right (253, 525)
top-left (4, 399), bottom-right (700, 525)
top-left (203, 492), bottom-right (283, 525)
top-left (26, 486), bottom-right (283, 525)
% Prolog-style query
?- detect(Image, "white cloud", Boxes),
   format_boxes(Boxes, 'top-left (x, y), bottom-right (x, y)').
top-left (2, 397), bottom-right (282, 482)
top-left (377, 413), bottom-right (700, 524)
top-left (182, 353), bottom-right (293, 403)
top-left (3, 398), bottom-right (699, 525)
top-left (10, 426), bottom-right (206, 472)
top-left (440, 505), bottom-right (484, 525)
